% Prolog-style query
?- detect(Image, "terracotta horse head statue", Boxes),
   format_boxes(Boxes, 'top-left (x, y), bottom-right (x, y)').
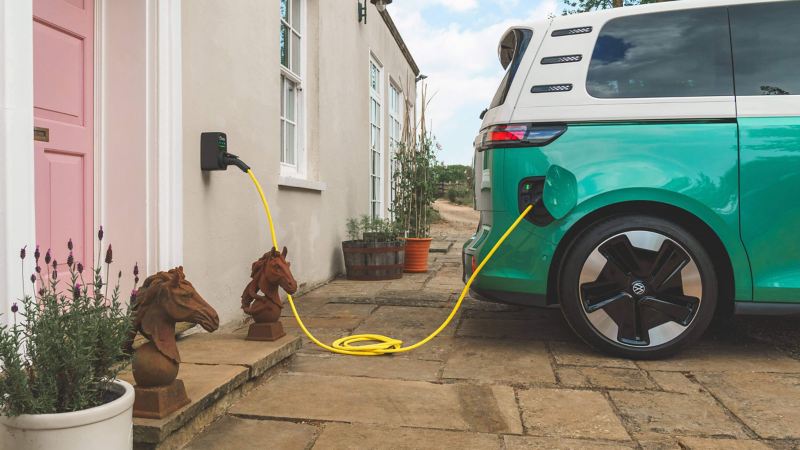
top-left (134, 266), bottom-right (219, 364)
top-left (241, 247), bottom-right (298, 323)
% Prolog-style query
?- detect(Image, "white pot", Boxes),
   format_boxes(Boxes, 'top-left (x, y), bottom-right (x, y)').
top-left (0, 380), bottom-right (134, 450)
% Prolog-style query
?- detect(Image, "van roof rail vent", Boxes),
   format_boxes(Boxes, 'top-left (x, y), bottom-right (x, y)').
top-left (551, 26), bottom-right (592, 37)
top-left (531, 84), bottom-right (573, 93)
top-left (541, 55), bottom-right (583, 65)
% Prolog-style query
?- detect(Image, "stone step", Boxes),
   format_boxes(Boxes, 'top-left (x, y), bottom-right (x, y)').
top-left (430, 239), bottom-right (455, 254)
top-left (120, 325), bottom-right (301, 450)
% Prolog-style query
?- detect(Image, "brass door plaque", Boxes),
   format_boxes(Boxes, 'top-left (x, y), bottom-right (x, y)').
top-left (34, 127), bottom-right (49, 142)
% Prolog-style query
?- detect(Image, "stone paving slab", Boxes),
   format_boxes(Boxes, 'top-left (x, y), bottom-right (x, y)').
top-left (637, 342), bottom-right (800, 373)
top-left (230, 373), bottom-right (523, 434)
top-left (517, 388), bottom-right (630, 441)
top-left (556, 366), bottom-right (657, 390)
top-left (282, 316), bottom-right (363, 330)
top-left (290, 353), bottom-right (441, 381)
top-left (609, 390), bottom-right (749, 439)
top-left (504, 435), bottom-right (637, 449)
top-left (184, 416), bottom-right (317, 450)
top-left (429, 240), bottom-right (454, 254)
top-left (178, 332), bottom-right (301, 377)
top-left (694, 372), bottom-right (800, 439)
top-left (457, 317), bottom-right (575, 341)
top-left (676, 437), bottom-right (773, 449)
top-left (120, 363), bottom-right (249, 444)
top-left (312, 422), bottom-right (503, 450)
top-left (647, 371), bottom-right (704, 395)
top-left (282, 302), bottom-right (377, 319)
top-left (442, 338), bottom-right (555, 385)
top-left (549, 341), bottom-right (638, 369)
top-left (354, 305), bottom-right (460, 338)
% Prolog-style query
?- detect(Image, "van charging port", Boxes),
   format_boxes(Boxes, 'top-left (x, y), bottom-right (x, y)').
top-left (518, 177), bottom-right (553, 226)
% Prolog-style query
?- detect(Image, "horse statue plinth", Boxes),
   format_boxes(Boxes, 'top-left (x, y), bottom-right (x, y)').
top-left (241, 247), bottom-right (298, 341)
top-left (130, 267), bottom-right (219, 419)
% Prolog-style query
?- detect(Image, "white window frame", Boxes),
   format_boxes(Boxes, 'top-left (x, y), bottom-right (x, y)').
top-left (369, 54), bottom-right (384, 219)
top-left (280, 0), bottom-right (307, 179)
top-left (388, 80), bottom-right (403, 217)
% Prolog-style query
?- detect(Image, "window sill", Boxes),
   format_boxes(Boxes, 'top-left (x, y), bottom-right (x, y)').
top-left (278, 176), bottom-right (326, 193)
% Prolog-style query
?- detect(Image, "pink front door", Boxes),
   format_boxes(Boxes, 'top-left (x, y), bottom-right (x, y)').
top-left (33, 0), bottom-right (94, 268)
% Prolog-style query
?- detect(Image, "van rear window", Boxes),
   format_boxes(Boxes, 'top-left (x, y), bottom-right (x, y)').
top-left (586, 8), bottom-right (733, 99)
top-left (730, 1), bottom-right (800, 96)
top-left (490, 29), bottom-right (533, 108)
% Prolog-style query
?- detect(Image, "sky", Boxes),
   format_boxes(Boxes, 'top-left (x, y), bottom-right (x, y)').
top-left (389, 0), bottom-right (560, 165)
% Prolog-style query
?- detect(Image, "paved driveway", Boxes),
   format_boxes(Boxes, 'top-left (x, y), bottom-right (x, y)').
top-left (186, 221), bottom-right (800, 450)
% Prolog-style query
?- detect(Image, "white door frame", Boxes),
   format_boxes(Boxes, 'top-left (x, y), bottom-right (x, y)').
top-left (0, 0), bottom-right (183, 322)
top-left (0, 0), bottom-right (35, 322)
top-left (155, 0), bottom-right (183, 271)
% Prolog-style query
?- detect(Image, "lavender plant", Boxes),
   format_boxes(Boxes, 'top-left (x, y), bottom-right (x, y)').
top-left (0, 228), bottom-right (135, 416)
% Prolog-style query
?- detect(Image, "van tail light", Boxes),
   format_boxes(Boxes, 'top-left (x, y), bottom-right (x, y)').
top-left (478, 124), bottom-right (566, 151)
top-left (471, 255), bottom-right (477, 273)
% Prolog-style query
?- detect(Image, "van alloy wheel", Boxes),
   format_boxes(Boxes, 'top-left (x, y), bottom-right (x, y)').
top-left (578, 230), bottom-right (702, 347)
top-left (559, 215), bottom-right (717, 359)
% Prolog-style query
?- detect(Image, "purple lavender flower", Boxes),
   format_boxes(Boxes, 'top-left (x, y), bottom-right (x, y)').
top-left (73, 283), bottom-right (81, 298)
top-left (10, 303), bottom-right (18, 313)
top-left (98, 226), bottom-right (104, 241)
top-left (35, 265), bottom-right (41, 274)
top-left (52, 270), bottom-right (57, 279)
top-left (34, 245), bottom-right (40, 262)
top-left (77, 262), bottom-right (84, 274)
top-left (44, 249), bottom-right (51, 265)
top-left (67, 238), bottom-right (73, 251)
top-left (105, 245), bottom-right (113, 264)
top-left (20, 246), bottom-right (26, 260)
top-left (67, 252), bottom-right (74, 268)
top-left (30, 274), bottom-right (36, 284)
top-left (133, 263), bottom-right (139, 277)
top-left (52, 259), bottom-right (58, 270)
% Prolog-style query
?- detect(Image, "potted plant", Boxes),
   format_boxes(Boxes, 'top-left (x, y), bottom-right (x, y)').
top-left (392, 83), bottom-right (439, 273)
top-left (342, 215), bottom-right (405, 280)
top-left (0, 229), bottom-right (136, 450)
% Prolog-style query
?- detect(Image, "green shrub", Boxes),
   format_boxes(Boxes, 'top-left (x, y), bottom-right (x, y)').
top-left (344, 215), bottom-right (401, 242)
top-left (0, 231), bottom-right (133, 416)
top-left (447, 188), bottom-right (459, 203)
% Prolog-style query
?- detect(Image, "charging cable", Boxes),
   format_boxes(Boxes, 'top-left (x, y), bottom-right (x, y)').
top-left (246, 168), bottom-right (533, 356)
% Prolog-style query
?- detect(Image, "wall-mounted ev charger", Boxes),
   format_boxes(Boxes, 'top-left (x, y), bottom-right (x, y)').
top-left (200, 132), bottom-right (250, 172)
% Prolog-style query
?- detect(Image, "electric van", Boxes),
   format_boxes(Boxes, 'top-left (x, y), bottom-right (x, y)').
top-left (463, 0), bottom-right (800, 358)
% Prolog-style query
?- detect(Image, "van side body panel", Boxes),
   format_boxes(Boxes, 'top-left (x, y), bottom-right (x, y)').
top-left (466, 122), bottom-right (752, 301)
top-left (739, 116), bottom-right (800, 302)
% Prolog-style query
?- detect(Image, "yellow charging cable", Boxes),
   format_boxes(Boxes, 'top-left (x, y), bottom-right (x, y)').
top-left (247, 169), bottom-right (533, 356)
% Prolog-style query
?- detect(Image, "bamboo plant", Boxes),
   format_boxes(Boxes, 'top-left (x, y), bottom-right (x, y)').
top-left (391, 82), bottom-right (440, 238)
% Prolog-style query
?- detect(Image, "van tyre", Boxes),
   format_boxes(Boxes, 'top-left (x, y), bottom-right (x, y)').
top-left (559, 215), bottom-right (717, 359)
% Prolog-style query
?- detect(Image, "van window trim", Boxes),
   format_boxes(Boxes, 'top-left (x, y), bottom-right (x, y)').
top-left (490, 28), bottom-right (534, 109)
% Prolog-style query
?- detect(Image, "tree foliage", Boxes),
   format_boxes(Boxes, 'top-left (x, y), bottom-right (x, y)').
top-left (562, 0), bottom-right (670, 15)
top-left (432, 164), bottom-right (473, 186)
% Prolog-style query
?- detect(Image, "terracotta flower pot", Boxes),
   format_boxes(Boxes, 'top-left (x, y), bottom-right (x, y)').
top-left (403, 237), bottom-right (432, 273)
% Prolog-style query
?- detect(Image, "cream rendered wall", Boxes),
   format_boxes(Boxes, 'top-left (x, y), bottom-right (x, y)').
top-left (182, 1), bottom-right (417, 325)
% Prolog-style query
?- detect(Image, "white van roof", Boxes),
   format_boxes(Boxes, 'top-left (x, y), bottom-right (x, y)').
top-left (482, 0), bottom-right (796, 129)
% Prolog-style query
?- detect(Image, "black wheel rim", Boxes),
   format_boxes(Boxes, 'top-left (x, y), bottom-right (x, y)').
top-left (578, 230), bottom-right (702, 348)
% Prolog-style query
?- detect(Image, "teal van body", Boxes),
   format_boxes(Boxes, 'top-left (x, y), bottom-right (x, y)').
top-left (463, 0), bottom-right (800, 356)
top-left (466, 122), bottom-right (752, 299)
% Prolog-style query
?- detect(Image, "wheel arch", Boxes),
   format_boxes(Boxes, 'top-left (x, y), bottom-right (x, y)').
top-left (546, 198), bottom-right (742, 316)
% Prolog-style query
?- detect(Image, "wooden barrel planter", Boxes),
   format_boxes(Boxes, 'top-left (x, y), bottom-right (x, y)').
top-left (342, 240), bottom-right (405, 280)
